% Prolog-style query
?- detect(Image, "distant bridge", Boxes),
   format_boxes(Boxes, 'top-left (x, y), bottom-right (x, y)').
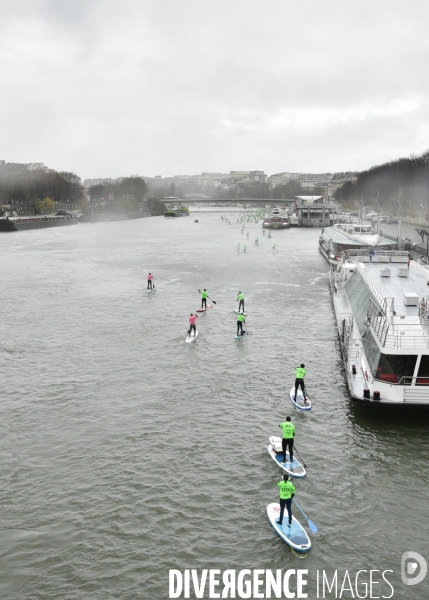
top-left (164, 198), bottom-right (294, 206)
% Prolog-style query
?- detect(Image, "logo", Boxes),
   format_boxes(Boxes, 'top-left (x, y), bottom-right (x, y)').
top-left (401, 551), bottom-right (427, 586)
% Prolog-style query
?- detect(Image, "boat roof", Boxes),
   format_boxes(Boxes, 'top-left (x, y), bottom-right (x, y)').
top-left (343, 251), bottom-right (429, 348)
top-left (322, 224), bottom-right (396, 247)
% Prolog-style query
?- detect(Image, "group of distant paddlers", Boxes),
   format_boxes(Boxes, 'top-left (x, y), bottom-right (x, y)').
top-left (187, 290), bottom-right (247, 338)
top-left (145, 275), bottom-right (247, 339)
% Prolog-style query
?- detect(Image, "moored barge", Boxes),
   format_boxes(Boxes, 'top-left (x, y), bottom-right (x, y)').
top-left (0, 211), bottom-right (78, 231)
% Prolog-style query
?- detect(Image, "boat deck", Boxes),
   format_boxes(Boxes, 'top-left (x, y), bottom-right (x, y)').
top-left (362, 260), bottom-right (427, 316)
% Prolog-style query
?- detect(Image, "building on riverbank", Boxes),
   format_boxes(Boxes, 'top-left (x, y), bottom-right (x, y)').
top-left (293, 196), bottom-right (339, 227)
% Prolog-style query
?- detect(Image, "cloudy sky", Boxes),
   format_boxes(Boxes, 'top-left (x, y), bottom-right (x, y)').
top-left (1, 0), bottom-right (428, 180)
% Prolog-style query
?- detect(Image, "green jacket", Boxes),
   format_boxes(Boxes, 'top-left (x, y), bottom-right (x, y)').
top-left (278, 480), bottom-right (296, 500)
top-left (279, 422), bottom-right (295, 439)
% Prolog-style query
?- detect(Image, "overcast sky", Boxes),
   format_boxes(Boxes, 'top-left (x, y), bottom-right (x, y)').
top-left (1, 0), bottom-right (428, 180)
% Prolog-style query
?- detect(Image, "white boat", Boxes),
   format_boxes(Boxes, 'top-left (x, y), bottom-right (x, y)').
top-left (262, 208), bottom-right (290, 229)
top-left (330, 248), bottom-right (429, 408)
top-left (319, 223), bottom-right (397, 266)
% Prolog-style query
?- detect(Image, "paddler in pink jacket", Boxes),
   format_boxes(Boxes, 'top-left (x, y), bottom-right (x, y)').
top-left (147, 273), bottom-right (154, 290)
top-left (188, 313), bottom-right (199, 337)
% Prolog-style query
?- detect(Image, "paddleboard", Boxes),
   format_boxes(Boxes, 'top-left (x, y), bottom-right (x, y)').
top-left (196, 304), bottom-right (212, 313)
top-left (234, 330), bottom-right (247, 339)
top-left (234, 309), bottom-right (248, 315)
top-left (146, 287), bottom-right (154, 292)
top-left (267, 437), bottom-right (306, 478)
top-left (186, 330), bottom-right (199, 343)
top-left (266, 503), bottom-right (311, 553)
top-left (289, 387), bottom-right (312, 411)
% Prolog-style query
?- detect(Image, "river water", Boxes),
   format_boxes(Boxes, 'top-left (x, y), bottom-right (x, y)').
top-left (0, 211), bottom-right (428, 599)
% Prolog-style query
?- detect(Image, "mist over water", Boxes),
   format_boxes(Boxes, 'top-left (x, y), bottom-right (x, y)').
top-left (0, 211), bottom-right (428, 599)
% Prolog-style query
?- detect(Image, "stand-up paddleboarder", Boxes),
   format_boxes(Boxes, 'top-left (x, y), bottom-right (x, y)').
top-left (200, 289), bottom-right (208, 310)
top-left (188, 313), bottom-right (198, 337)
top-left (294, 364), bottom-right (308, 404)
top-left (237, 313), bottom-right (246, 336)
top-left (236, 291), bottom-right (245, 313)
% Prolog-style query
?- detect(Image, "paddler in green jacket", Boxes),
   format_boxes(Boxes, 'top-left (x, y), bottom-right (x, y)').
top-left (276, 474), bottom-right (296, 527)
top-left (237, 313), bottom-right (246, 336)
top-left (200, 289), bottom-right (208, 310)
top-left (236, 291), bottom-right (245, 313)
top-left (294, 363), bottom-right (308, 404)
top-left (279, 416), bottom-right (295, 464)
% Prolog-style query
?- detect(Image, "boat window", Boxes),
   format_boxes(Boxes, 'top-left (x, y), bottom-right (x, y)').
top-left (374, 354), bottom-right (417, 385)
top-left (362, 329), bottom-right (380, 375)
top-left (345, 271), bottom-right (373, 335)
top-left (416, 354), bottom-right (429, 385)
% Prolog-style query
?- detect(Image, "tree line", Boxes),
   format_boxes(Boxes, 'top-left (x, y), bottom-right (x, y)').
top-left (87, 177), bottom-right (148, 216)
top-left (334, 150), bottom-right (429, 219)
top-left (0, 167), bottom-right (84, 213)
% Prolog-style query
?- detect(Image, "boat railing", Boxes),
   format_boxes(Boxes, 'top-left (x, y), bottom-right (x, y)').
top-left (366, 302), bottom-right (429, 349)
top-left (409, 250), bottom-right (429, 269)
top-left (378, 330), bottom-right (429, 349)
top-left (371, 375), bottom-right (428, 386)
top-left (342, 248), bottom-right (409, 260)
top-left (367, 297), bottom-right (394, 346)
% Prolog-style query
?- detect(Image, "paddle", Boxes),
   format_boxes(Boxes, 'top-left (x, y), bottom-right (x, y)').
top-left (198, 289), bottom-right (217, 304)
top-left (152, 271), bottom-right (155, 290)
top-left (292, 444), bottom-right (307, 468)
top-left (292, 498), bottom-right (318, 533)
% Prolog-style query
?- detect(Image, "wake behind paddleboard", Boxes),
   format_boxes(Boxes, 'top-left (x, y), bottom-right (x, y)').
top-left (234, 330), bottom-right (247, 339)
top-left (266, 503), bottom-right (311, 553)
top-left (186, 330), bottom-right (199, 343)
top-left (196, 304), bottom-right (212, 313)
top-left (234, 309), bottom-right (248, 315)
top-left (289, 387), bottom-right (312, 411)
top-left (267, 437), bottom-right (306, 478)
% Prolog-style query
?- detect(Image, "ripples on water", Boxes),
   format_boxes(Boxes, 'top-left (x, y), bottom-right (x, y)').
top-left (0, 213), bottom-right (428, 599)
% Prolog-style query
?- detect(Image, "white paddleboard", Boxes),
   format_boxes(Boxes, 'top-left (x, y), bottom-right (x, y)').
top-left (266, 503), bottom-right (311, 553)
top-left (234, 330), bottom-right (247, 339)
top-left (186, 330), bottom-right (199, 343)
top-left (267, 437), bottom-right (306, 478)
top-left (146, 287), bottom-right (154, 292)
top-left (289, 387), bottom-right (312, 411)
top-left (196, 304), bottom-right (212, 313)
top-left (234, 309), bottom-right (248, 315)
